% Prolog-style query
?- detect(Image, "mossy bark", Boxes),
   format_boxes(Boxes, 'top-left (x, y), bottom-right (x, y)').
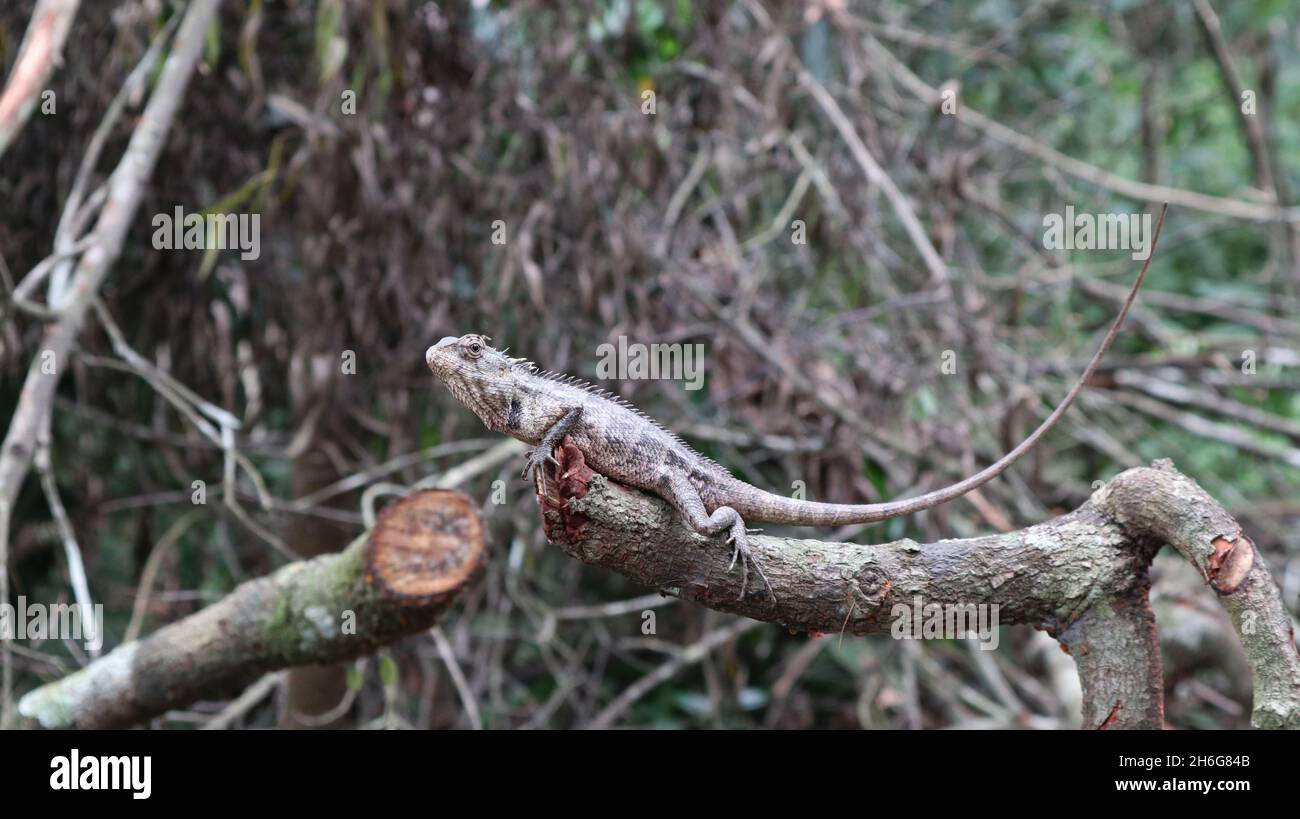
top-left (17, 490), bottom-right (484, 729)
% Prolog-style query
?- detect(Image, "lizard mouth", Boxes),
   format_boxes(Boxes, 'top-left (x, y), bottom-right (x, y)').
top-left (426, 336), bottom-right (461, 376)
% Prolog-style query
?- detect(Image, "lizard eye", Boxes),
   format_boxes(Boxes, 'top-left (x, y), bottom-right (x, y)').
top-left (464, 340), bottom-right (484, 358)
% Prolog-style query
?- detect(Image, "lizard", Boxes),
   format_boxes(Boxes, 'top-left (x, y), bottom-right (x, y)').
top-left (426, 205), bottom-right (1166, 601)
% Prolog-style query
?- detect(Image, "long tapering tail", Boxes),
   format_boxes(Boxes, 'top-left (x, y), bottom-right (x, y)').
top-left (725, 203), bottom-right (1168, 526)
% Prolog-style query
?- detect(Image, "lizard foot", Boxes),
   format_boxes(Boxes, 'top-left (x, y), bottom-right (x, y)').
top-left (725, 524), bottom-right (777, 605)
top-left (521, 447), bottom-right (560, 483)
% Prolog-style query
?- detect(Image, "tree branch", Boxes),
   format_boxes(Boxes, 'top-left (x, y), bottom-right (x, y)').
top-left (539, 440), bottom-right (1299, 729)
top-left (1057, 585), bottom-right (1164, 729)
top-left (1096, 460), bottom-right (1300, 729)
top-left (16, 490), bottom-right (485, 729)
top-left (0, 0), bottom-right (80, 159)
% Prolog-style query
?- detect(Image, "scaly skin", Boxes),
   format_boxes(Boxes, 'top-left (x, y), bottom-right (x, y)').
top-left (426, 208), bottom-right (1166, 600)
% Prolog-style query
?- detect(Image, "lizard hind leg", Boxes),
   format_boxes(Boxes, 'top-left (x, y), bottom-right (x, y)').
top-left (663, 475), bottom-right (776, 604)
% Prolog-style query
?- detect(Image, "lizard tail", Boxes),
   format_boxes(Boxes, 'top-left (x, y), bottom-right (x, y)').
top-left (724, 203), bottom-right (1167, 527)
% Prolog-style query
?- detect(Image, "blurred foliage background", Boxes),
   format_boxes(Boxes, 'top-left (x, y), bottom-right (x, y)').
top-left (1, 0), bottom-right (1298, 728)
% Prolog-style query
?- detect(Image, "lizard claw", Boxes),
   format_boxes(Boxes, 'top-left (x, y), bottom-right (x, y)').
top-left (521, 447), bottom-right (556, 483)
top-left (726, 524), bottom-right (776, 605)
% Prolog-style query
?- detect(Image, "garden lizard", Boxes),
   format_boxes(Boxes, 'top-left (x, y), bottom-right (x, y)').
top-left (427, 207), bottom-right (1165, 599)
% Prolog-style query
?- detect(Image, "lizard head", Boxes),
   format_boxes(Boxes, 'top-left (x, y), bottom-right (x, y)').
top-left (426, 334), bottom-right (518, 429)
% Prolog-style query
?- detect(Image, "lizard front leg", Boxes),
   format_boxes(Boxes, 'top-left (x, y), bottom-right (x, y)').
top-left (523, 406), bottom-right (583, 483)
top-left (663, 474), bottom-right (775, 603)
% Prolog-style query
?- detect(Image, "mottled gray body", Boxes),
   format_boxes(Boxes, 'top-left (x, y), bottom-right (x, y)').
top-left (425, 230), bottom-right (1160, 599)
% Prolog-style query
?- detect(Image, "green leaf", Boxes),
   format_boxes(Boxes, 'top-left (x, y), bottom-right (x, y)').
top-left (346, 664), bottom-right (364, 691)
top-left (378, 654), bottom-right (398, 687)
